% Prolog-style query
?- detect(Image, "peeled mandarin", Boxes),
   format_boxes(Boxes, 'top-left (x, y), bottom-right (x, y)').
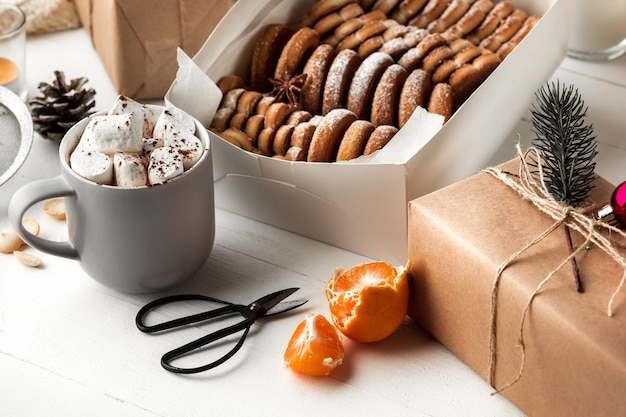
top-left (325, 260), bottom-right (410, 343)
top-left (284, 314), bottom-right (344, 377)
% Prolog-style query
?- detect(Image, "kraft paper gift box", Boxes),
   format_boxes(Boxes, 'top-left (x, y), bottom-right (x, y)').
top-left (73, 0), bottom-right (233, 99)
top-left (165, 0), bottom-right (572, 264)
top-left (407, 157), bottom-right (626, 417)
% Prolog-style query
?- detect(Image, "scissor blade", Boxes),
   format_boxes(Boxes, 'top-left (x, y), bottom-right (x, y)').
top-left (265, 299), bottom-right (308, 316)
top-left (252, 287), bottom-right (305, 316)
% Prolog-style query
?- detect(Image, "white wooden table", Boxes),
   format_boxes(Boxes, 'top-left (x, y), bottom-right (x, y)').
top-left (0, 26), bottom-right (624, 417)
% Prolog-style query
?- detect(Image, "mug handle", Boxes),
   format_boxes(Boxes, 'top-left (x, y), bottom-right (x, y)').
top-left (8, 176), bottom-right (79, 260)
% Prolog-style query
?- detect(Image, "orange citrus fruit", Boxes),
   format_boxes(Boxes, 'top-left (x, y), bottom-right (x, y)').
top-left (284, 314), bottom-right (344, 377)
top-left (325, 260), bottom-right (410, 343)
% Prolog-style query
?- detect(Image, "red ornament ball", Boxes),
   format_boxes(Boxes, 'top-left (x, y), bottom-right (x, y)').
top-left (610, 181), bottom-right (626, 226)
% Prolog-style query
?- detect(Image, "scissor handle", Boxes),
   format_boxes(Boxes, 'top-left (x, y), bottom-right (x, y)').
top-left (136, 294), bottom-right (237, 333)
top-left (161, 316), bottom-right (253, 374)
top-left (135, 294), bottom-right (257, 374)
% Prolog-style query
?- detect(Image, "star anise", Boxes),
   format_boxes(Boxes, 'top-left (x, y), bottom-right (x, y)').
top-left (268, 73), bottom-right (308, 106)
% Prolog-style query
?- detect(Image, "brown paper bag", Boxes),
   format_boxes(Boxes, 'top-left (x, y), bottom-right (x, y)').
top-left (73, 0), bottom-right (232, 99)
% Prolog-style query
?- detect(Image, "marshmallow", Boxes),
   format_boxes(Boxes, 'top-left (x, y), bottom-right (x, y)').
top-left (153, 107), bottom-right (196, 141)
top-left (89, 113), bottom-right (144, 154)
top-left (143, 137), bottom-right (164, 154)
top-left (77, 118), bottom-right (97, 151)
top-left (164, 134), bottom-right (205, 170)
top-left (108, 95), bottom-right (159, 138)
top-left (113, 153), bottom-right (148, 188)
top-left (70, 98), bottom-right (204, 186)
top-left (148, 147), bottom-right (184, 185)
top-left (70, 146), bottom-right (113, 184)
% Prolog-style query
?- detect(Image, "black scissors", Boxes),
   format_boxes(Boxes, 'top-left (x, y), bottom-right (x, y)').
top-left (136, 288), bottom-right (307, 374)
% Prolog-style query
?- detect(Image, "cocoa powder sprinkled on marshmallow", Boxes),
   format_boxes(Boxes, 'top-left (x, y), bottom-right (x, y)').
top-left (70, 97), bottom-right (203, 187)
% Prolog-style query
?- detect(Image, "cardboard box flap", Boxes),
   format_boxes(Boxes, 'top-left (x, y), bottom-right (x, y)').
top-left (167, 49), bottom-right (222, 125)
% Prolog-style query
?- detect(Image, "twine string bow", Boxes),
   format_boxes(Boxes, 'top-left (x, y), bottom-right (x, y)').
top-left (483, 145), bottom-right (626, 394)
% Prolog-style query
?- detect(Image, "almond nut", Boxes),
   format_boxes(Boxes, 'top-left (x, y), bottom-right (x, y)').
top-left (0, 229), bottom-right (23, 254)
top-left (43, 198), bottom-right (66, 220)
top-left (22, 218), bottom-right (40, 237)
top-left (14, 250), bottom-right (43, 268)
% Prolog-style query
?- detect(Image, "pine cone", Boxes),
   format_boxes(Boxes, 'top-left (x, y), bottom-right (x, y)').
top-left (29, 70), bottom-right (96, 141)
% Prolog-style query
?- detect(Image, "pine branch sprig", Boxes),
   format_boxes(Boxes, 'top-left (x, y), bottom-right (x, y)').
top-left (529, 81), bottom-right (598, 206)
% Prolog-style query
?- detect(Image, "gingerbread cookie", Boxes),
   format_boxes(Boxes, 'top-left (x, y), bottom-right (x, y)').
top-left (297, 0), bottom-right (359, 29)
top-left (216, 75), bottom-right (244, 95)
top-left (336, 19), bottom-right (398, 51)
top-left (286, 121), bottom-right (317, 161)
top-left (251, 24), bottom-right (294, 92)
top-left (397, 33), bottom-right (447, 72)
top-left (496, 15), bottom-right (539, 59)
top-left (448, 49), bottom-right (500, 105)
top-left (244, 114), bottom-right (265, 146)
top-left (347, 51), bottom-right (394, 120)
top-left (479, 8), bottom-right (527, 51)
top-left (363, 125), bottom-right (398, 155)
top-left (264, 102), bottom-right (295, 130)
top-left (408, 0), bottom-right (450, 28)
top-left (432, 42), bottom-right (482, 83)
top-left (326, 10), bottom-right (387, 46)
top-left (274, 27), bottom-right (320, 81)
top-left (442, 0), bottom-right (495, 41)
top-left (427, 0), bottom-right (478, 34)
top-left (398, 68), bottom-right (433, 127)
top-left (273, 124), bottom-right (296, 156)
top-left (427, 82), bottom-right (453, 122)
top-left (466, 1), bottom-right (514, 44)
top-left (301, 43), bottom-right (336, 114)
top-left (390, 0), bottom-right (429, 24)
top-left (336, 119), bottom-right (376, 160)
top-left (313, 2), bottom-right (364, 37)
top-left (371, 63), bottom-right (409, 126)
top-left (308, 109), bottom-right (358, 162)
top-left (322, 49), bottom-right (363, 114)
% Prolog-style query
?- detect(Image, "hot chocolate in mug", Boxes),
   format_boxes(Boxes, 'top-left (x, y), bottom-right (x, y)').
top-left (8, 105), bottom-right (215, 292)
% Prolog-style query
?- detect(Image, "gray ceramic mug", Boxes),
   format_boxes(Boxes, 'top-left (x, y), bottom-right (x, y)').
top-left (8, 106), bottom-right (215, 292)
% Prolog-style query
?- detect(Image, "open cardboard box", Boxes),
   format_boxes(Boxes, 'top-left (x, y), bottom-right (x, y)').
top-left (165, 0), bottom-right (572, 264)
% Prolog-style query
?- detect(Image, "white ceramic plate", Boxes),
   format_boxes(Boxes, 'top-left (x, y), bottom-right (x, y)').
top-left (0, 85), bottom-right (32, 186)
